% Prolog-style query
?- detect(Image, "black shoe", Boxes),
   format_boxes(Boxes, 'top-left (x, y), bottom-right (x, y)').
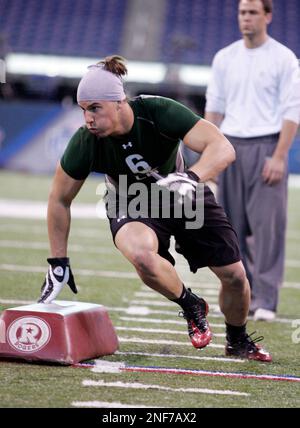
top-left (180, 292), bottom-right (212, 349)
top-left (225, 332), bottom-right (272, 362)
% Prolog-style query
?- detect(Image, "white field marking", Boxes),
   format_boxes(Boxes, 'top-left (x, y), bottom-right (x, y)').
top-left (0, 239), bottom-right (117, 255)
top-left (0, 199), bottom-right (106, 219)
top-left (109, 306), bottom-right (297, 324)
top-left (185, 286), bottom-right (219, 292)
top-left (127, 299), bottom-right (220, 311)
top-left (115, 326), bottom-right (225, 338)
top-left (124, 299), bottom-right (175, 308)
top-left (285, 260), bottom-right (300, 268)
top-left (118, 316), bottom-right (225, 328)
top-left (118, 337), bottom-right (224, 348)
top-left (0, 263), bottom-right (138, 279)
top-left (134, 291), bottom-right (164, 299)
top-left (116, 306), bottom-right (297, 323)
top-left (0, 299), bottom-right (222, 319)
top-left (123, 306), bottom-right (156, 315)
top-left (189, 289), bottom-right (219, 296)
top-left (187, 281), bottom-right (300, 290)
top-left (126, 304), bottom-right (224, 318)
top-left (0, 298), bottom-right (36, 305)
top-left (286, 232), bottom-right (300, 241)
top-left (289, 174), bottom-right (300, 188)
top-left (283, 282), bottom-right (300, 289)
top-left (72, 401), bottom-right (157, 408)
top-left (0, 298), bottom-right (295, 325)
top-left (91, 360), bottom-right (126, 373)
top-left (4, 232), bottom-right (300, 270)
top-left (134, 290), bottom-right (219, 299)
top-left (82, 379), bottom-right (249, 397)
top-left (116, 351), bottom-right (245, 363)
top-left (0, 223), bottom-right (46, 232)
top-left (0, 223), bottom-right (109, 239)
top-left (140, 281), bottom-right (219, 290)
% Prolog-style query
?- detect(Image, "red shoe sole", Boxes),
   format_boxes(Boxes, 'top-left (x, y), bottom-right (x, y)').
top-left (248, 350), bottom-right (272, 362)
top-left (187, 299), bottom-right (211, 349)
top-left (225, 346), bottom-right (272, 362)
top-left (190, 321), bottom-right (213, 349)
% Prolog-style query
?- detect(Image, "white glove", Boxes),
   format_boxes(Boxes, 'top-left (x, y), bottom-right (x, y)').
top-left (38, 258), bottom-right (77, 304)
top-left (156, 170), bottom-right (200, 202)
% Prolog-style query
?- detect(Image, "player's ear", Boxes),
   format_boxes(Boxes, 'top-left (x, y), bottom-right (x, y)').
top-left (265, 12), bottom-right (272, 25)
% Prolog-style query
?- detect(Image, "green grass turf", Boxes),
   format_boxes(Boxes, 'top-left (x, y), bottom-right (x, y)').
top-left (0, 171), bottom-right (300, 408)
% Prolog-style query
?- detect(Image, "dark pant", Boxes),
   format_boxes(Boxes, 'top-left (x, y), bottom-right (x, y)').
top-left (218, 134), bottom-right (288, 312)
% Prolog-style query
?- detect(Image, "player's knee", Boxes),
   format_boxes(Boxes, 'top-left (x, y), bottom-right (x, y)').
top-left (131, 249), bottom-right (157, 275)
top-left (222, 266), bottom-right (247, 289)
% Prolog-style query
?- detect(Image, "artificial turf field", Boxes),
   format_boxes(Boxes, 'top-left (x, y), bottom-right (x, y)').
top-left (0, 170), bottom-right (299, 409)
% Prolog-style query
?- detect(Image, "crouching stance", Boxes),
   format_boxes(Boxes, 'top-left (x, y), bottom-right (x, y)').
top-left (39, 55), bottom-right (272, 362)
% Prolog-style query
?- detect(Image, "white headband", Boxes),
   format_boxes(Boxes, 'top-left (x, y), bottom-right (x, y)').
top-left (77, 64), bottom-right (126, 103)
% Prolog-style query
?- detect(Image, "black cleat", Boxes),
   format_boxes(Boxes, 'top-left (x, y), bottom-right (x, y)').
top-left (180, 291), bottom-right (212, 349)
top-left (225, 332), bottom-right (272, 362)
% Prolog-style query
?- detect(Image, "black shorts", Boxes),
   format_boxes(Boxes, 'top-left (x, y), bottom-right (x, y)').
top-left (108, 185), bottom-right (241, 273)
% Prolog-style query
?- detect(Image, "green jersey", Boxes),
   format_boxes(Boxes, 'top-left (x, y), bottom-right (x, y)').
top-left (61, 95), bottom-right (200, 184)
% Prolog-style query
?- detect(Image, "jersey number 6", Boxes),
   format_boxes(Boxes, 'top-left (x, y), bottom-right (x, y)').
top-left (125, 154), bottom-right (152, 180)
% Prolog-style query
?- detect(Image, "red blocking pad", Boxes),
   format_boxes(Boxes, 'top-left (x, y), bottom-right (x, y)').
top-left (0, 300), bottom-right (119, 364)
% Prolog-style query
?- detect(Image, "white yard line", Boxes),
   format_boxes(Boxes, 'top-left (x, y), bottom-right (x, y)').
top-left (82, 379), bottom-right (249, 397)
top-left (127, 299), bottom-right (220, 311)
top-left (285, 260), bottom-right (300, 268)
top-left (115, 326), bottom-right (225, 338)
top-left (118, 316), bottom-right (225, 328)
top-left (186, 289), bottom-right (219, 296)
top-left (0, 223), bottom-right (108, 239)
top-left (187, 281), bottom-right (300, 290)
top-left (134, 290), bottom-right (219, 298)
top-left (124, 299), bottom-right (177, 308)
top-left (0, 263), bottom-right (138, 279)
top-left (77, 359), bottom-right (300, 383)
top-left (289, 174), bottom-right (300, 188)
top-left (116, 351), bottom-right (245, 363)
top-left (286, 232), bottom-right (300, 241)
top-left (123, 305), bottom-right (223, 318)
top-left (283, 282), bottom-right (300, 289)
top-left (118, 337), bottom-right (224, 348)
top-left (0, 199), bottom-right (105, 219)
top-left (0, 239), bottom-right (116, 254)
top-left (0, 223), bottom-right (46, 232)
top-left (114, 308), bottom-right (296, 324)
top-left (134, 291), bottom-right (166, 299)
top-left (0, 298), bottom-right (36, 305)
top-left (0, 298), bottom-right (295, 324)
top-left (72, 401), bottom-right (156, 408)
top-left (1, 260), bottom-right (298, 289)
top-left (140, 282), bottom-right (219, 290)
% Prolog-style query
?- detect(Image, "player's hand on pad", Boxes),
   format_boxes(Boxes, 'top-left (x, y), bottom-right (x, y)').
top-left (156, 170), bottom-right (200, 202)
top-left (38, 257), bottom-right (78, 304)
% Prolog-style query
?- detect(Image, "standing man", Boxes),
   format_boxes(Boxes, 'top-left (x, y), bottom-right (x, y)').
top-left (205, 0), bottom-right (300, 321)
top-left (38, 55), bottom-right (272, 361)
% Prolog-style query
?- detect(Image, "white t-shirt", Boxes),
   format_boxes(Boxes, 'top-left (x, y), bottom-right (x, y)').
top-left (206, 37), bottom-right (300, 138)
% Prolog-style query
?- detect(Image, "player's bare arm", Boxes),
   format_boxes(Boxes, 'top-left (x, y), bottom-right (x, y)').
top-left (183, 119), bottom-right (236, 182)
top-left (47, 163), bottom-right (85, 257)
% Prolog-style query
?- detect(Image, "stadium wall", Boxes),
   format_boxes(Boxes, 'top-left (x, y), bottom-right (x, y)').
top-left (0, 100), bottom-right (82, 173)
top-left (0, 100), bottom-right (300, 175)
